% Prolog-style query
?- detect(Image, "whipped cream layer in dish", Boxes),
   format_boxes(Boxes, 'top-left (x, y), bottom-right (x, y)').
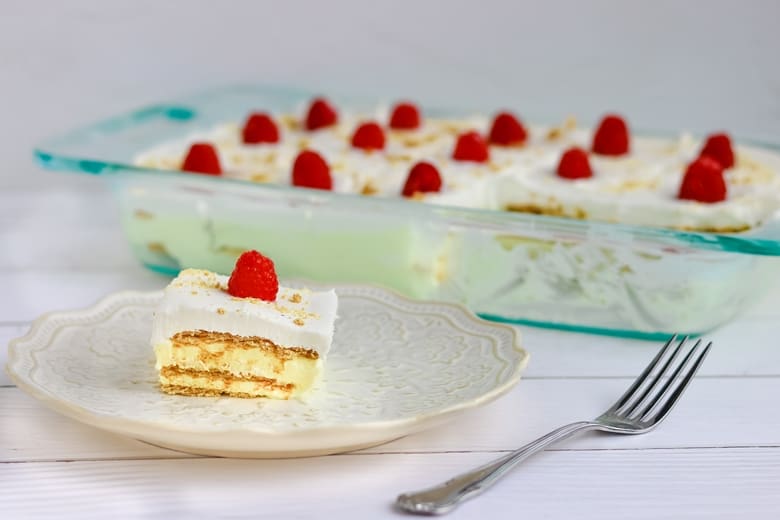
top-left (152, 268), bottom-right (338, 399)
top-left (134, 101), bottom-right (780, 232)
top-left (488, 132), bottom-right (780, 232)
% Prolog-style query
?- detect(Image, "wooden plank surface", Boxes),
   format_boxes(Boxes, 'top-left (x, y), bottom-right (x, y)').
top-left (2, 449), bottom-right (778, 519)
top-left (3, 374), bottom-right (779, 462)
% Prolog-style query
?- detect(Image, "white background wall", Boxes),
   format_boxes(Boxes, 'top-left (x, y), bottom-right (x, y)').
top-left (2, 0), bottom-right (780, 190)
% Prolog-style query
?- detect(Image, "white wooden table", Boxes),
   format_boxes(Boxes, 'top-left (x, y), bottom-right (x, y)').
top-left (3, 183), bottom-right (780, 519)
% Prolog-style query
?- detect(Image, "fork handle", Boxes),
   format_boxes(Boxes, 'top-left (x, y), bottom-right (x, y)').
top-left (396, 421), bottom-right (598, 515)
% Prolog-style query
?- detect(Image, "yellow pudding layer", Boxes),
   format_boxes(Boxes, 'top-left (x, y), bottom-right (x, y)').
top-left (154, 330), bottom-right (321, 399)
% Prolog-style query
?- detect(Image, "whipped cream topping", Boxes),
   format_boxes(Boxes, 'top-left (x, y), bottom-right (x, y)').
top-left (134, 107), bottom-right (780, 231)
top-left (151, 269), bottom-right (338, 356)
top-left (488, 131), bottom-right (780, 230)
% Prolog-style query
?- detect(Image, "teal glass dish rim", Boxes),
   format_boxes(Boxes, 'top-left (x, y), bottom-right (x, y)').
top-left (32, 82), bottom-right (780, 257)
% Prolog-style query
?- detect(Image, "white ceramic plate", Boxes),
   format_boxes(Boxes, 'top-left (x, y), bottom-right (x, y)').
top-left (6, 284), bottom-right (528, 458)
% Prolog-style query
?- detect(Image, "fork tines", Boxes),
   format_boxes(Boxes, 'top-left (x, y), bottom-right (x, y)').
top-left (609, 335), bottom-right (711, 425)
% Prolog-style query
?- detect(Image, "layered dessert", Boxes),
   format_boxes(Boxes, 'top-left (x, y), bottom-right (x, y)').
top-left (126, 95), bottom-right (780, 337)
top-left (151, 250), bottom-right (338, 399)
top-left (135, 97), bottom-right (780, 233)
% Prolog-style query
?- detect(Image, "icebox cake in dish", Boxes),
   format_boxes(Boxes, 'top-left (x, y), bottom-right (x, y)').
top-left (135, 97), bottom-right (780, 233)
top-left (33, 85), bottom-right (780, 339)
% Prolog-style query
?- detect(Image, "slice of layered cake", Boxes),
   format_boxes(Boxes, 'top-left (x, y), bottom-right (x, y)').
top-left (151, 250), bottom-right (337, 399)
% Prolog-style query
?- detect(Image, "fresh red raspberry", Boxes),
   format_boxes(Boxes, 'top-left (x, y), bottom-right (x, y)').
top-left (351, 121), bottom-right (386, 151)
top-left (304, 97), bottom-right (338, 131)
top-left (402, 161), bottom-right (442, 197)
top-left (488, 112), bottom-right (528, 146)
top-left (678, 156), bottom-right (727, 203)
top-left (452, 131), bottom-right (490, 163)
top-left (242, 112), bottom-right (280, 144)
top-left (181, 143), bottom-right (222, 175)
top-left (389, 102), bottom-right (421, 130)
top-left (556, 147), bottom-right (593, 179)
top-left (227, 250), bottom-right (279, 301)
top-left (592, 114), bottom-right (630, 156)
top-left (699, 132), bottom-right (735, 169)
top-left (291, 150), bottom-right (332, 190)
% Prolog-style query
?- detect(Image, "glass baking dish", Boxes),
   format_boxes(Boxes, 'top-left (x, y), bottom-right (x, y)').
top-left (34, 84), bottom-right (780, 339)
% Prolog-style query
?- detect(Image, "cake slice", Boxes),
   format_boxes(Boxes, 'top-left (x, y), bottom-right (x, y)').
top-left (151, 251), bottom-right (337, 399)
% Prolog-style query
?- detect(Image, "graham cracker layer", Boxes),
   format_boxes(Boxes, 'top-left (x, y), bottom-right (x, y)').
top-left (160, 384), bottom-right (287, 399)
top-left (505, 203), bottom-right (751, 233)
top-left (171, 330), bottom-right (318, 360)
top-left (674, 224), bottom-right (751, 233)
top-left (159, 365), bottom-right (295, 398)
top-left (506, 203), bottom-right (562, 216)
top-left (160, 365), bottom-right (293, 390)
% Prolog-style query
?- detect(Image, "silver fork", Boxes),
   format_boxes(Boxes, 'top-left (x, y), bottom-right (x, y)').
top-left (396, 335), bottom-right (711, 515)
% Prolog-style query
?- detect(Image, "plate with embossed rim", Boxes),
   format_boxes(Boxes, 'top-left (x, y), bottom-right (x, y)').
top-left (6, 283), bottom-right (528, 458)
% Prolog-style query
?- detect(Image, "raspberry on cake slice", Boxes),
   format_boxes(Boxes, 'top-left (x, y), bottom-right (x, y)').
top-left (151, 250), bottom-right (338, 399)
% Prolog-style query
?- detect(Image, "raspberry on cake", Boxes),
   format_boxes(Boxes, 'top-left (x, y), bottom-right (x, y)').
top-left (453, 131), bottom-right (490, 163)
top-left (351, 121), bottom-right (386, 151)
top-left (699, 132), bottom-right (735, 169)
top-left (305, 97), bottom-right (338, 131)
top-left (242, 112), bottom-right (280, 144)
top-left (678, 156), bottom-right (727, 203)
top-left (592, 114), bottom-right (630, 156)
top-left (556, 147), bottom-right (593, 179)
top-left (488, 112), bottom-right (527, 146)
top-left (181, 143), bottom-right (222, 175)
top-left (389, 102), bottom-right (422, 130)
top-left (291, 150), bottom-right (333, 190)
top-left (402, 161), bottom-right (442, 197)
top-left (151, 251), bottom-right (338, 399)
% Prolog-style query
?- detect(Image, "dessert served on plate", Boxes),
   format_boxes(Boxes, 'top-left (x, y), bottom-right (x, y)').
top-left (151, 250), bottom-right (338, 399)
top-left (135, 97), bottom-right (780, 233)
top-left (7, 272), bottom-right (526, 457)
